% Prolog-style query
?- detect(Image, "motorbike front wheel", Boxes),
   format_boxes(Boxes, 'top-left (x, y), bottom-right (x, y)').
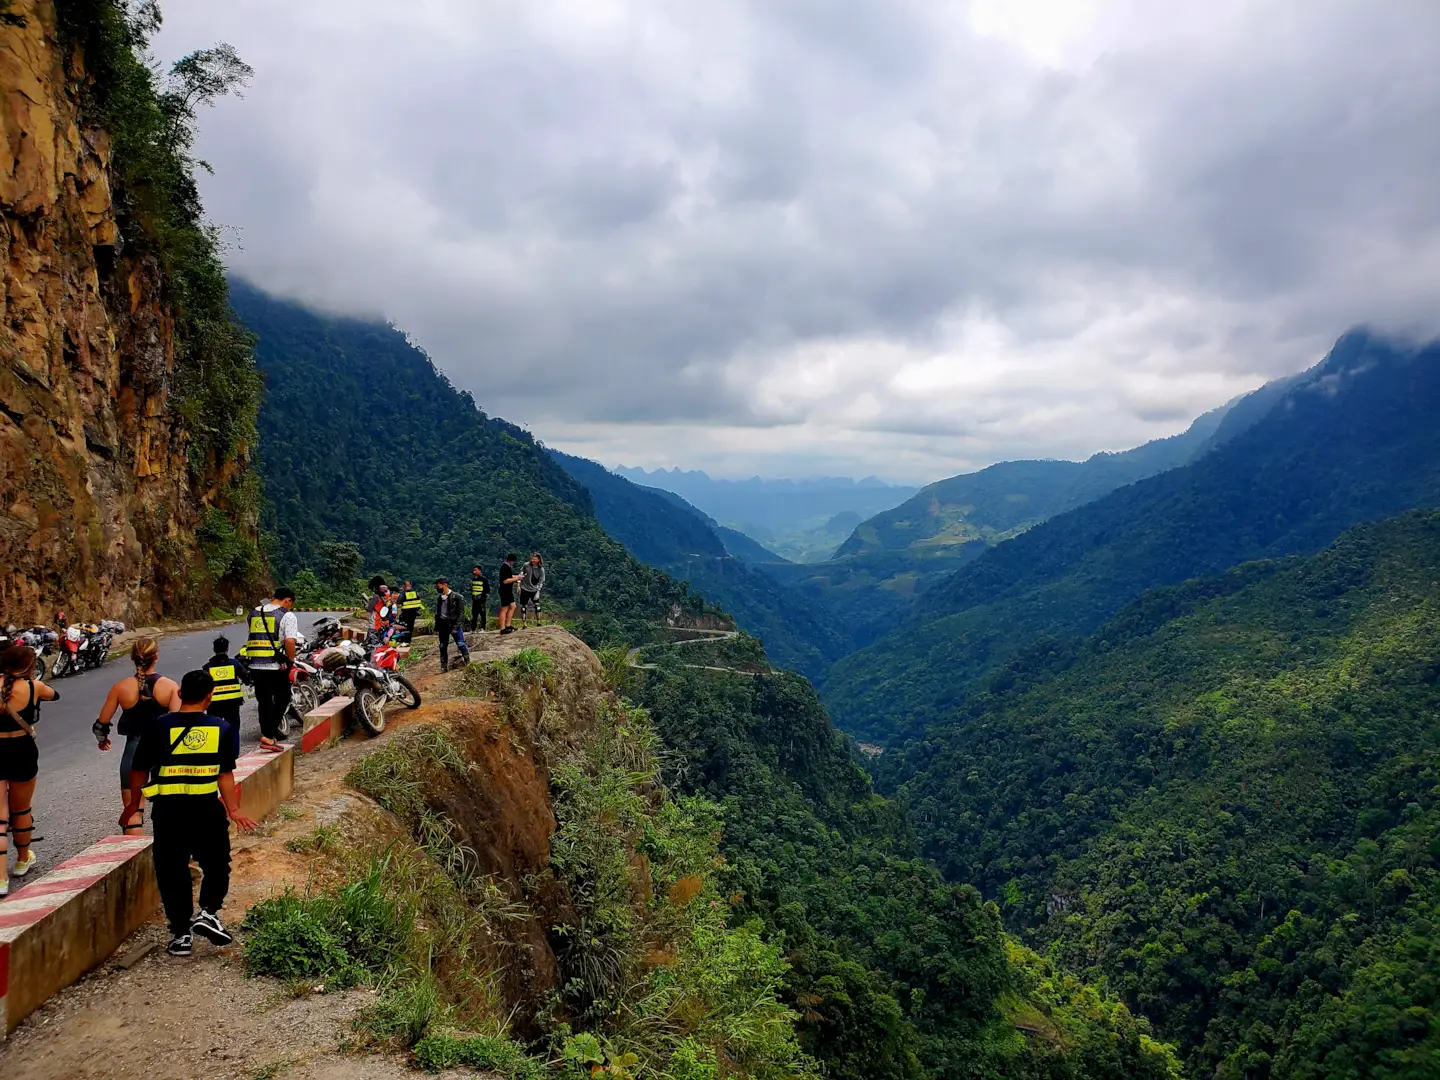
top-left (51, 653), bottom-right (71, 678)
top-left (390, 675), bottom-right (421, 710)
top-left (355, 687), bottom-right (387, 736)
top-left (33, 654), bottom-right (46, 681)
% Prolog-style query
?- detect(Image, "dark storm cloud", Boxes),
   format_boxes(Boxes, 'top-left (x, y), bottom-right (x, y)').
top-left (155, 0), bottom-right (1440, 480)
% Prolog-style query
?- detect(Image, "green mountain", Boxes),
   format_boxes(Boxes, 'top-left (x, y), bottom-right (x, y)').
top-left (631, 653), bottom-right (1180, 1080)
top-left (824, 330), bottom-right (1440, 741)
top-left (233, 280), bottom-right (701, 629)
top-left (889, 510), bottom-right (1440, 1077)
top-left (835, 402), bottom-right (1232, 562)
top-left (548, 449), bottom-right (847, 676)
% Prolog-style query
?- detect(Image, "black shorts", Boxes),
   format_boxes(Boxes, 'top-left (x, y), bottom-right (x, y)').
top-left (498, 589), bottom-right (515, 606)
top-left (0, 735), bottom-right (38, 783)
top-left (519, 590), bottom-right (540, 609)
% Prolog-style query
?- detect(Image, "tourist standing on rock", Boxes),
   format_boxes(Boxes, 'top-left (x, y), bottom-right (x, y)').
top-left (433, 578), bottom-right (471, 672)
top-left (122, 669), bottom-right (257, 957)
top-left (243, 586), bottom-right (297, 754)
top-left (469, 565), bottom-right (490, 633)
top-left (203, 635), bottom-right (246, 762)
top-left (400, 579), bottom-right (422, 641)
top-left (94, 638), bottom-right (179, 836)
top-left (1, 644), bottom-right (58, 895)
top-left (497, 553), bottom-right (521, 635)
top-left (518, 553), bottom-right (545, 628)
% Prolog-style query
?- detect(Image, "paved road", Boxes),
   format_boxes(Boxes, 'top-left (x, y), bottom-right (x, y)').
top-left (22, 613), bottom-right (345, 878)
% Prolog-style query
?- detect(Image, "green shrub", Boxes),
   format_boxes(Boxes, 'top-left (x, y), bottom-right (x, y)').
top-left (355, 976), bottom-right (450, 1049)
top-left (411, 1033), bottom-right (545, 1078)
top-left (242, 895), bottom-right (357, 986)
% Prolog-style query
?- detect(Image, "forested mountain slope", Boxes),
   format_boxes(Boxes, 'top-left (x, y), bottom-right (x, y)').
top-left (825, 330), bottom-right (1440, 739)
top-left (835, 398), bottom-right (1232, 560)
top-left (549, 450), bottom-right (847, 676)
top-left (891, 510), bottom-right (1440, 1077)
top-left (631, 652), bottom-right (1180, 1080)
top-left (234, 281), bottom-right (699, 626)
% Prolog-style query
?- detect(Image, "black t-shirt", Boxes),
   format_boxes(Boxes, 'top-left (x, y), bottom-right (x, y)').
top-left (131, 710), bottom-right (238, 794)
top-left (498, 564), bottom-right (517, 602)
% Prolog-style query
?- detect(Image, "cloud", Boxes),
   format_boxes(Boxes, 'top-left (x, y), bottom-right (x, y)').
top-left (155, 0), bottom-right (1440, 482)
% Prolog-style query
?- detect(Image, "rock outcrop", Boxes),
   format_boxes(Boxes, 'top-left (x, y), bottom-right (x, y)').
top-left (0, 2), bottom-right (251, 624)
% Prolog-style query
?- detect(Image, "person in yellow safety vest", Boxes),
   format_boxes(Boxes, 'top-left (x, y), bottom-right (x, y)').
top-left (203, 635), bottom-right (246, 762)
top-left (121, 669), bottom-right (257, 957)
top-left (241, 586), bottom-right (297, 753)
top-left (469, 565), bottom-right (489, 632)
top-left (399, 580), bottom-right (422, 641)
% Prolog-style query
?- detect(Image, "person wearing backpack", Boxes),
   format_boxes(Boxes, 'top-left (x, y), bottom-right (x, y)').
top-left (94, 638), bottom-right (179, 836)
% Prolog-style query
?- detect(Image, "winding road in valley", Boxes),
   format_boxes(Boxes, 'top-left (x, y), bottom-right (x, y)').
top-left (22, 613), bottom-right (345, 879)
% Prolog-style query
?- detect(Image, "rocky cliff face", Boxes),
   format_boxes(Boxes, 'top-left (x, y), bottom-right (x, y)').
top-left (0, 3), bottom-right (247, 624)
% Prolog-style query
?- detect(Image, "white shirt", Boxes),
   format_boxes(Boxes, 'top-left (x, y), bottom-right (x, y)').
top-left (248, 603), bottom-right (299, 669)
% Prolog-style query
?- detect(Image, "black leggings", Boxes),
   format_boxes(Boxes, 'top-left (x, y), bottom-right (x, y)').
top-left (470, 597), bottom-right (487, 632)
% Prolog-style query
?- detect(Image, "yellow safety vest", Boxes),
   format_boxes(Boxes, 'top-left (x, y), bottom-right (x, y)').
top-left (402, 589), bottom-right (422, 611)
top-left (142, 722), bottom-right (224, 798)
top-left (242, 606), bottom-right (278, 659)
top-left (471, 577), bottom-right (486, 597)
top-left (207, 660), bottom-right (244, 703)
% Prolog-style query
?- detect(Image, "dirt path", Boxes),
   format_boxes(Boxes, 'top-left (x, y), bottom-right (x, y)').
top-left (0, 629), bottom-right (567, 1080)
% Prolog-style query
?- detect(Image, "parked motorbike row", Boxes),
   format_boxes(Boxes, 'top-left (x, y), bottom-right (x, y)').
top-left (0, 620), bottom-right (125, 680)
top-left (283, 616), bottom-right (422, 737)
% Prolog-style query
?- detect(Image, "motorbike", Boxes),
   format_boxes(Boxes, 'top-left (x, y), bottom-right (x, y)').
top-left (19, 627), bottom-right (58, 680)
top-left (52, 622), bottom-right (116, 678)
top-left (317, 638), bottom-right (421, 736)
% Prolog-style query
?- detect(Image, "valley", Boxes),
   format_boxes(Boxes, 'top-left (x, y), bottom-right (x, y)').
top-left (2, 3), bottom-right (1437, 1080)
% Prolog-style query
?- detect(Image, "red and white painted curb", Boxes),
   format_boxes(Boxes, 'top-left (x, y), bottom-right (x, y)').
top-left (0, 835), bottom-right (152, 1034)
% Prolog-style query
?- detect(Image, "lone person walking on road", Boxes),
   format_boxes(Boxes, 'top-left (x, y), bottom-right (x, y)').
top-left (433, 578), bottom-right (471, 672)
top-left (203, 636), bottom-right (246, 762)
top-left (122, 669), bottom-right (258, 957)
top-left (94, 638), bottom-right (179, 836)
top-left (469, 565), bottom-right (489, 633)
top-left (400, 580), bottom-right (422, 641)
top-left (519, 553), bottom-right (545, 628)
top-left (1, 644), bottom-right (58, 894)
top-left (243, 587), bottom-right (298, 753)
top-left (497, 554), bottom-right (521, 635)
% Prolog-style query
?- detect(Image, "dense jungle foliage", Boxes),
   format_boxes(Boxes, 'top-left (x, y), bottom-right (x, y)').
top-left (889, 510), bottom-right (1440, 1077)
top-left (56, 0), bottom-right (264, 589)
top-left (630, 655), bottom-right (1180, 1080)
top-left (824, 331), bottom-right (1440, 741)
top-left (232, 281), bottom-right (706, 628)
top-left (549, 450), bottom-right (848, 678)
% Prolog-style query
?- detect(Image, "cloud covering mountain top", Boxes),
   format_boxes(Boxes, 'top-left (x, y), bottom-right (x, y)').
top-left (158, 0), bottom-right (1440, 481)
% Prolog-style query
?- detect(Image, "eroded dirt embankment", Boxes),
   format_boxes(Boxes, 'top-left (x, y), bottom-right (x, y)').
top-left (0, 627), bottom-right (599, 1080)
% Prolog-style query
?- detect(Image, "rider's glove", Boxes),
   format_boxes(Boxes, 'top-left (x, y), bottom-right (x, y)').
top-left (92, 719), bottom-right (111, 742)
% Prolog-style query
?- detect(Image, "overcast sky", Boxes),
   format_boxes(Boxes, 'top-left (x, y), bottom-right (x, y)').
top-left (155, 0), bottom-right (1440, 483)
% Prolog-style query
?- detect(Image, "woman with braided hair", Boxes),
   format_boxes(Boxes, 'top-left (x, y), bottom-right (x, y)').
top-left (94, 638), bottom-right (178, 836)
top-left (1, 644), bottom-right (57, 895)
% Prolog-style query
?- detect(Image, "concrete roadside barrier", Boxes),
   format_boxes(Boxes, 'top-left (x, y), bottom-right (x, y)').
top-left (233, 745), bottom-right (294, 823)
top-left (301, 696), bottom-right (353, 753)
top-left (0, 836), bottom-right (157, 1037)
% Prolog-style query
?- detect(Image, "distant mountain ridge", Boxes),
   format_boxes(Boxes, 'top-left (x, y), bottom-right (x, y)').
top-left (823, 329), bottom-right (1440, 740)
top-left (615, 465), bottom-right (917, 563)
top-left (548, 449), bottom-right (847, 676)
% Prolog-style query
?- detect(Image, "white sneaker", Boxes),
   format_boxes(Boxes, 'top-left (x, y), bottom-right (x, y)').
top-left (0, 871), bottom-right (9, 898)
top-left (12, 850), bottom-right (36, 877)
